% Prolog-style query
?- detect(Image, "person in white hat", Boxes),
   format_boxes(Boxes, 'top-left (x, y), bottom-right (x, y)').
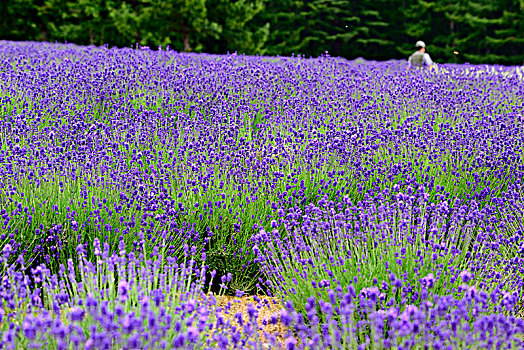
top-left (407, 41), bottom-right (433, 70)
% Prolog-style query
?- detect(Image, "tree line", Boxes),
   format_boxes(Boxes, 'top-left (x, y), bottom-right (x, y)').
top-left (1, 0), bottom-right (522, 65)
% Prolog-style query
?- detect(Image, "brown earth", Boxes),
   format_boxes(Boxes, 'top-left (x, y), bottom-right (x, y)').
top-left (208, 293), bottom-right (290, 348)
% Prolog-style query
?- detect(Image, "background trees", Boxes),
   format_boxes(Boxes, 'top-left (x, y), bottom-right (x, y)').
top-left (0, 0), bottom-right (522, 64)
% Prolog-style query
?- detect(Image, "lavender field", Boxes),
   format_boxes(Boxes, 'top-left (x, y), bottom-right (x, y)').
top-left (0, 41), bottom-right (524, 349)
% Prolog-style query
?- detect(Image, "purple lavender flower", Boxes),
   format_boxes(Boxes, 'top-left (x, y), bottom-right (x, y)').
top-left (70, 308), bottom-right (85, 322)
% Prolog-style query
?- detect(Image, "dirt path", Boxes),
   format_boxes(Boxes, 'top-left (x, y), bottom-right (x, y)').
top-left (209, 294), bottom-right (289, 348)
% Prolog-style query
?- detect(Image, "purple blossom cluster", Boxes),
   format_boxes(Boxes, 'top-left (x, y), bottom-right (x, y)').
top-left (0, 240), bottom-right (263, 349)
top-left (0, 40), bottom-right (523, 348)
top-left (1, 238), bottom-right (523, 349)
top-left (256, 190), bottom-right (524, 347)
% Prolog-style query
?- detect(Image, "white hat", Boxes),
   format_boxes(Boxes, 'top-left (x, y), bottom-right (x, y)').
top-left (416, 41), bottom-right (426, 48)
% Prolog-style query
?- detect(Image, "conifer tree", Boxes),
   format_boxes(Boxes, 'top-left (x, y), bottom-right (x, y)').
top-left (201, 0), bottom-right (269, 55)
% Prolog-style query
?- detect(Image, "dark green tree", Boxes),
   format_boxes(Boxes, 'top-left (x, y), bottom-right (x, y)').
top-left (203, 0), bottom-right (269, 55)
top-left (257, 0), bottom-right (305, 56)
top-left (0, 0), bottom-right (41, 41)
top-left (301, 0), bottom-right (362, 58)
top-left (59, 0), bottom-right (110, 45)
top-left (401, 0), bottom-right (523, 64)
top-left (346, 0), bottom-right (398, 60)
top-left (106, 1), bottom-right (141, 47)
top-left (260, 0), bottom-right (362, 58)
top-left (136, 0), bottom-right (220, 51)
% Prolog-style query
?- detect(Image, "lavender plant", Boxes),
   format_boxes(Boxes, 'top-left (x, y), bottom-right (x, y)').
top-left (0, 40), bottom-right (523, 348)
top-left (1, 240), bottom-right (523, 349)
top-left (257, 190), bottom-right (524, 321)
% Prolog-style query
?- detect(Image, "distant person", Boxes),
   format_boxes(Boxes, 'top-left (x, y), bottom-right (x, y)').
top-left (407, 41), bottom-right (433, 70)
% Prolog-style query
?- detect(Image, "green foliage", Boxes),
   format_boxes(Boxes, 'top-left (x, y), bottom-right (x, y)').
top-left (401, 0), bottom-right (523, 64)
top-left (203, 0), bottom-right (269, 55)
top-left (0, 0), bottom-right (521, 64)
top-left (136, 0), bottom-right (214, 51)
top-left (0, 0), bottom-right (40, 41)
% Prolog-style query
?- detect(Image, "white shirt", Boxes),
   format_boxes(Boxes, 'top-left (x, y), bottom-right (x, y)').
top-left (408, 52), bottom-right (433, 68)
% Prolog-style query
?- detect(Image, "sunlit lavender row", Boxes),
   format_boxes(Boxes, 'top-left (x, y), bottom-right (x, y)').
top-left (0, 40), bottom-right (523, 348)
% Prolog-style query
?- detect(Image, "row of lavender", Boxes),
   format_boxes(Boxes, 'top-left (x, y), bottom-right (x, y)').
top-left (0, 40), bottom-right (523, 348)
top-left (2, 194), bottom-right (524, 348)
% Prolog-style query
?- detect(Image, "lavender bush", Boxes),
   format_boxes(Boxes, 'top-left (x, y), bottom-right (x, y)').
top-left (1, 40), bottom-right (523, 348)
top-left (257, 192), bottom-right (524, 347)
top-left (258, 191), bottom-right (524, 307)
